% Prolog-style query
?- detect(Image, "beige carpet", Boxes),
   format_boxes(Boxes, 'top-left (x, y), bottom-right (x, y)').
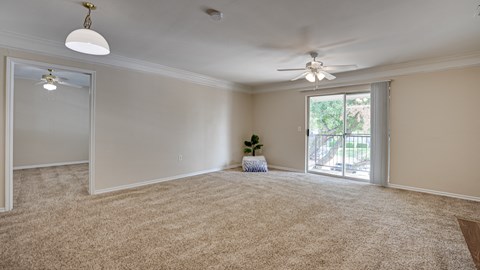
top-left (1, 164), bottom-right (479, 269)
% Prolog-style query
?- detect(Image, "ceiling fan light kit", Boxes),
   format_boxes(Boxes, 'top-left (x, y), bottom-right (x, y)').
top-left (36, 68), bottom-right (84, 90)
top-left (305, 72), bottom-right (316, 82)
top-left (41, 69), bottom-right (57, 90)
top-left (65, 2), bottom-right (110, 55)
top-left (43, 82), bottom-right (57, 91)
top-left (277, 51), bottom-right (357, 83)
top-left (316, 72), bottom-right (326, 81)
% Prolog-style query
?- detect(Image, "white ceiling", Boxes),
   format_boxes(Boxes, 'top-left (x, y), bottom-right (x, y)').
top-left (14, 64), bottom-right (91, 88)
top-left (1, 0), bottom-right (480, 87)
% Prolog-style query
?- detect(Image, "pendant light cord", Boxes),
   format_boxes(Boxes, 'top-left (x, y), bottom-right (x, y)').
top-left (83, 8), bottom-right (92, 29)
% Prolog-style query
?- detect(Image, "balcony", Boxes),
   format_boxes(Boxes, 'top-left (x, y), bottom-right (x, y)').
top-left (308, 134), bottom-right (370, 180)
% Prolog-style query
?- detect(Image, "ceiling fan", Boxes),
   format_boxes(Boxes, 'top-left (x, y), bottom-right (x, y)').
top-left (35, 69), bottom-right (83, 90)
top-left (277, 52), bottom-right (357, 82)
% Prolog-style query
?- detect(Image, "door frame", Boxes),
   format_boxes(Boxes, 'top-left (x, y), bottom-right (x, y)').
top-left (306, 92), bottom-right (371, 181)
top-left (4, 57), bottom-right (96, 211)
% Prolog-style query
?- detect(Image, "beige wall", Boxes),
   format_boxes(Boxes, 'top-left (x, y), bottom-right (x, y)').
top-left (93, 69), bottom-right (252, 190)
top-left (13, 78), bottom-right (89, 167)
top-left (252, 85), bottom-right (370, 171)
top-left (389, 67), bottom-right (480, 197)
top-left (253, 67), bottom-right (480, 198)
top-left (252, 90), bottom-right (305, 170)
top-left (0, 48), bottom-right (253, 207)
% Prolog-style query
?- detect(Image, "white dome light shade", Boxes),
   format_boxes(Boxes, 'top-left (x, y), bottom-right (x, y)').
top-left (65, 29), bottom-right (110, 55)
top-left (305, 72), bottom-right (316, 82)
top-left (43, 83), bottom-right (57, 91)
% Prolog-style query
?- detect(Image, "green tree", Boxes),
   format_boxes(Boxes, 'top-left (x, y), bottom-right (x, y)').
top-left (309, 96), bottom-right (370, 166)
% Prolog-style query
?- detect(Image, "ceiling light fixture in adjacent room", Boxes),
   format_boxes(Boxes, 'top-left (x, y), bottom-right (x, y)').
top-left (206, 8), bottom-right (224, 21)
top-left (43, 82), bottom-right (57, 91)
top-left (40, 69), bottom-right (57, 91)
top-left (65, 2), bottom-right (110, 55)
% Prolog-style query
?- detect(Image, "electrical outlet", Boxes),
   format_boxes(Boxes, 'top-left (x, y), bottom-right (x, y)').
top-left (298, 126), bottom-right (302, 132)
top-left (178, 154), bottom-right (183, 161)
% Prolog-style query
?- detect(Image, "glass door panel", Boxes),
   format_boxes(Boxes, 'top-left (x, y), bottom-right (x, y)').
top-left (308, 93), bottom-right (371, 180)
top-left (345, 93), bottom-right (371, 179)
top-left (307, 94), bottom-right (345, 175)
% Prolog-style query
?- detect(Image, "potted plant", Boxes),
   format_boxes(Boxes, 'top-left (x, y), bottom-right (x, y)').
top-left (242, 134), bottom-right (267, 172)
top-left (244, 134), bottom-right (263, 156)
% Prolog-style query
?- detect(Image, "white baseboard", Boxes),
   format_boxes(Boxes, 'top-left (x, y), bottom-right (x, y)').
top-left (0, 208), bottom-right (6, 213)
top-left (94, 164), bottom-right (241, 195)
top-left (388, 184), bottom-right (480, 202)
top-left (13, 160), bottom-right (89, 170)
top-left (268, 165), bottom-right (305, 173)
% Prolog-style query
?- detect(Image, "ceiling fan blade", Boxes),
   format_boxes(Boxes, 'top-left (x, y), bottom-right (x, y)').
top-left (290, 72), bottom-right (308, 81)
top-left (322, 65), bottom-right (358, 71)
top-left (34, 81), bottom-right (45, 85)
top-left (57, 81), bottom-right (84, 88)
top-left (320, 71), bottom-right (336, 80)
top-left (315, 38), bottom-right (357, 51)
top-left (277, 68), bottom-right (306, 72)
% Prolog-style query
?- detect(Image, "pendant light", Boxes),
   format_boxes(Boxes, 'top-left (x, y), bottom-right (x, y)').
top-left (65, 2), bottom-right (110, 55)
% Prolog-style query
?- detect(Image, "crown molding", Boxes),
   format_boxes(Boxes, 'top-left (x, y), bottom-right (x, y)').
top-left (253, 51), bottom-right (480, 93)
top-left (0, 30), bottom-right (252, 93)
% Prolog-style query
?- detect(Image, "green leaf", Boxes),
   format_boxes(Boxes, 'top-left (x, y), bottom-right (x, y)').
top-left (244, 148), bottom-right (252, 153)
top-left (253, 144), bottom-right (263, 150)
top-left (244, 141), bottom-right (252, 147)
top-left (251, 134), bottom-right (260, 144)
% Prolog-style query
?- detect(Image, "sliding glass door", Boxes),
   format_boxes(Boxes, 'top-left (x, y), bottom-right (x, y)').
top-left (307, 93), bottom-right (371, 180)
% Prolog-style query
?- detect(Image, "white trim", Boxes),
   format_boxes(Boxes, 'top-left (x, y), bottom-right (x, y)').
top-left (305, 96), bottom-right (310, 173)
top-left (4, 57), bottom-right (96, 211)
top-left (0, 208), bottom-right (6, 213)
top-left (308, 170), bottom-right (370, 183)
top-left (0, 30), bottom-right (252, 93)
top-left (94, 164), bottom-right (241, 195)
top-left (253, 51), bottom-right (480, 93)
top-left (268, 165), bottom-right (305, 173)
top-left (89, 72), bottom-right (96, 195)
top-left (300, 81), bottom-right (388, 93)
top-left (388, 184), bottom-right (480, 202)
top-left (5, 58), bottom-right (14, 211)
top-left (13, 161), bottom-right (89, 170)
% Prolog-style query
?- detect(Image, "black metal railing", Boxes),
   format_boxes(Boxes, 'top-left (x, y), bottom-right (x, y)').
top-left (308, 134), bottom-right (370, 175)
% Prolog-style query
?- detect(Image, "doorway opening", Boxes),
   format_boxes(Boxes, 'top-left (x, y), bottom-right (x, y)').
top-left (4, 58), bottom-right (96, 211)
top-left (307, 92), bottom-right (371, 180)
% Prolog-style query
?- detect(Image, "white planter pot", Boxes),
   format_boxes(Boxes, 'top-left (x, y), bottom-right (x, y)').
top-left (242, 156), bottom-right (268, 172)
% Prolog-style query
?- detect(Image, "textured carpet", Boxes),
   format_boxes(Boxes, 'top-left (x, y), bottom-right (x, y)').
top-left (1, 164), bottom-right (479, 269)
